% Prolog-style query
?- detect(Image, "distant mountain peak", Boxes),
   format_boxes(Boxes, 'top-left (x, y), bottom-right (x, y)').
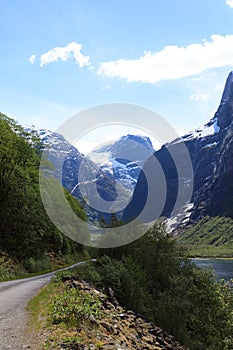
top-left (88, 134), bottom-right (155, 192)
top-left (123, 71), bottom-right (233, 230)
top-left (220, 71), bottom-right (233, 103)
top-left (215, 71), bottom-right (233, 130)
top-left (179, 72), bottom-right (233, 143)
top-left (120, 134), bottom-right (154, 151)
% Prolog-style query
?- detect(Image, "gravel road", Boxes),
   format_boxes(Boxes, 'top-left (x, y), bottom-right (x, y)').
top-left (0, 261), bottom-right (88, 349)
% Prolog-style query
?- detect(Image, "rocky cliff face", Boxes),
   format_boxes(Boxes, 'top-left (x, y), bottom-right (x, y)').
top-left (123, 72), bottom-right (233, 229)
top-left (182, 71), bottom-right (233, 222)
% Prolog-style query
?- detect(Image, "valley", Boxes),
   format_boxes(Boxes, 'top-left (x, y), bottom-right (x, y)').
top-left (33, 71), bottom-right (233, 257)
top-left (1, 72), bottom-right (233, 349)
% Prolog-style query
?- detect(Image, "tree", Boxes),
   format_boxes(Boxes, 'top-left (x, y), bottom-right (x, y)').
top-left (0, 113), bottom-right (87, 272)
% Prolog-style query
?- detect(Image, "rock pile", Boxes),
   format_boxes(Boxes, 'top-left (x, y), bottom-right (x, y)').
top-left (59, 276), bottom-right (188, 350)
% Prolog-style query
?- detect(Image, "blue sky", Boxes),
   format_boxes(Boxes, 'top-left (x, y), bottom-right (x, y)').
top-left (1, 0), bottom-right (233, 153)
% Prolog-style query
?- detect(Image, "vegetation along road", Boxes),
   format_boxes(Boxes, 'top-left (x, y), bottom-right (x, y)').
top-left (0, 261), bottom-right (89, 349)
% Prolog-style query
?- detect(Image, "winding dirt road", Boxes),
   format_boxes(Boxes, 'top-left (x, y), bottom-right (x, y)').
top-left (0, 261), bottom-right (88, 349)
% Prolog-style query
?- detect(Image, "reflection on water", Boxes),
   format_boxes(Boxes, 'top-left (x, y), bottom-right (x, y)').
top-left (192, 259), bottom-right (233, 282)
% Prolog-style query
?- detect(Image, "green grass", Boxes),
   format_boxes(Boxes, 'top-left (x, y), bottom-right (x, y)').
top-left (179, 244), bottom-right (233, 258)
top-left (27, 265), bottom-right (104, 349)
top-left (176, 216), bottom-right (233, 258)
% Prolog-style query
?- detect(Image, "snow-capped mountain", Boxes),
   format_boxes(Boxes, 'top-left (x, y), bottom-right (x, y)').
top-left (29, 127), bottom-right (155, 222)
top-left (88, 134), bottom-right (155, 192)
top-left (123, 71), bottom-right (233, 230)
top-left (25, 127), bottom-right (93, 189)
top-left (31, 71), bottom-right (233, 230)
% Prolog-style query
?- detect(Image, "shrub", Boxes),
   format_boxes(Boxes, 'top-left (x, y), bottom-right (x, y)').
top-left (50, 286), bottom-right (102, 326)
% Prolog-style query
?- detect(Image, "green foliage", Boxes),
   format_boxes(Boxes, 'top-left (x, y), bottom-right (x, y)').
top-left (0, 251), bottom-right (26, 280)
top-left (179, 216), bottom-right (233, 246)
top-left (24, 255), bottom-right (51, 273)
top-left (97, 255), bottom-right (153, 317)
top-left (59, 335), bottom-right (83, 349)
top-left (0, 113), bottom-right (86, 273)
top-left (155, 264), bottom-right (233, 350)
top-left (64, 189), bottom-right (86, 223)
top-left (79, 223), bottom-right (233, 350)
top-left (177, 216), bottom-right (233, 257)
top-left (53, 261), bottom-right (102, 287)
top-left (50, 286), bottom-right (102, 326)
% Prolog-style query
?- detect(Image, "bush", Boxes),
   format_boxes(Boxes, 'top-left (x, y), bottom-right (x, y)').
top-left (77, 224), bottom-right (233, 350)
top-left (50, 286), bottom-right (102, 327)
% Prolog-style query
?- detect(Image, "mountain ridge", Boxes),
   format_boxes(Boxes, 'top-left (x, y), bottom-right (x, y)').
top-left (26, 71), bottom-right (233, 231)
top-left (123, 71), bottom-right (233, 230)
top-left (30, 129), bottom-right (156, 222)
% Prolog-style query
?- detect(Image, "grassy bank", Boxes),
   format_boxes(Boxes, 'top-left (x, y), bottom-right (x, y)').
top-left (27, 270), bottom-right (107, 349)
top-left (176, 243), bottom-right (233, 258)
top-left (176, 216), bottom-right (233, 258)
top-left (27, 263), bottom-right (187, 350)
top-left (27, 254), bottom-right (233, 350)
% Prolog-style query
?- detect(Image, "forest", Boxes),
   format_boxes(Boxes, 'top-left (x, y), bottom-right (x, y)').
top-left (0, 113), bottom-right (86, 276)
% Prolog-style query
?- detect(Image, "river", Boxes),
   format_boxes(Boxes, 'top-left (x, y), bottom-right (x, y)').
top-left (192, 258), bottom-right (233, 282)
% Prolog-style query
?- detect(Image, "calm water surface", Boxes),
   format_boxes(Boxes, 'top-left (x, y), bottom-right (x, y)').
top-left (192, 258), bottom-right (233, 281)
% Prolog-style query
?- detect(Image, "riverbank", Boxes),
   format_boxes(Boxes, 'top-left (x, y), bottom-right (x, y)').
top-left (192, 258), bottom-right (233, 282)
top-left (175, 216), bottom-right (233, 259)
top-left (176, 242), bottom-right (233, 259)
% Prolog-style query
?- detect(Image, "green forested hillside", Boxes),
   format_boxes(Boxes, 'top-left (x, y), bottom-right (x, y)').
top-left (0, 113), bottom-right (86, 275)
top-left (177, 216), bottom-right (233, 257)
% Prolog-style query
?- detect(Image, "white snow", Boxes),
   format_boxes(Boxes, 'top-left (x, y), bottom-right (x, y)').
top-left (203, 142), bottom-right (219, 149)
top-left (166, 202), bottom-right (194, 233)
top-left (182, 119), bottom-right (220, 142)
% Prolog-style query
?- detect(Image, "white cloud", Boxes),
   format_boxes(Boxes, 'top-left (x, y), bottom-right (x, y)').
top-left (29, 54), bottom-right (36, 64)
top-left (101, 84), bottom-right (112, 90)
top-left (190, 93), bottom-right (210, 102)
top-left (226, 0), bottom-right (233, 8)
top-left (98, 35), bottom-right (233, 84)
top-left (215, 83), bottom-right (225, 91)
top-left (39, 42), bottom-right (90, 68)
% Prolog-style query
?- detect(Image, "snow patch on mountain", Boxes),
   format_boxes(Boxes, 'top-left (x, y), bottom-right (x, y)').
top-left (182, 118), bottom-right (220, 142)
top-left (88, 134), bottom-right (155, 192)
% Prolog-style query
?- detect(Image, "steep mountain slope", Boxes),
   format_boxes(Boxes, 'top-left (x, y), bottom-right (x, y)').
top-left (31, 71), bottom-right (233, 229)
top-left (185, 71), bottom-right (233, 221)
top-left (123, 72), bottom-right (233, 228)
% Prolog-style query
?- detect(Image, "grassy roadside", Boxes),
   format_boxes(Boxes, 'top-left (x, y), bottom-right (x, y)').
top-left (27, 262), bottom-right (190, 350)
top-left (27, 267), bottom-right (105, 350)
top-left (27, 281), bottom-right (69, 349)
top-left (27, 254), bottom-right (233, 350)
